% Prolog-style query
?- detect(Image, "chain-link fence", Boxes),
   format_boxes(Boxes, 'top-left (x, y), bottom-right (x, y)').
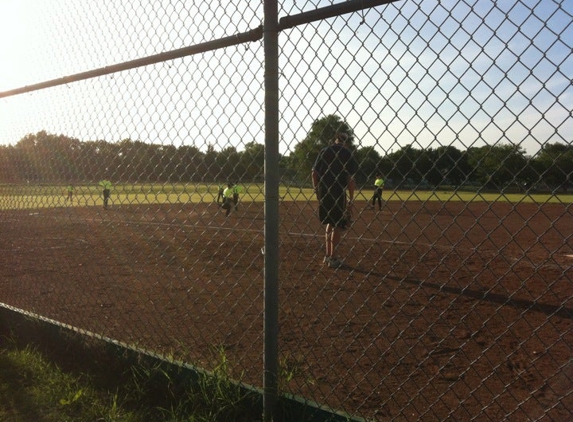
top-left (1, 0), bottom-right (572, 420)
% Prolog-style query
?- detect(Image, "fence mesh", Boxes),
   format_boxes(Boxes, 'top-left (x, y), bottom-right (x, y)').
top-left (0, 0), bottom-right (572, 420)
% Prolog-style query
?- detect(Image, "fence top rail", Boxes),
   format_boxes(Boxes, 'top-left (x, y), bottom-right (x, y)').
top-left (0, 26), bottom-right (264, 100)
top-left (279, 0), bottom-right (401, 30)
top-left (0, 0), bottom-right (401, 100)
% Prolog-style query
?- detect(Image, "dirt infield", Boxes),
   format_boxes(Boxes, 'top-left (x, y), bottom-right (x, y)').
top-left (1, 199), bottom-right (572, 421)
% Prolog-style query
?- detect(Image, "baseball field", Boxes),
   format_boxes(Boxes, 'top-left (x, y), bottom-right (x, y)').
top-left (0, 184), bottom-right (571, 421)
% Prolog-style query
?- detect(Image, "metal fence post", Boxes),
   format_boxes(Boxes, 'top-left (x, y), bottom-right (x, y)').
top-left (263, 0), bottom-right (280, 421)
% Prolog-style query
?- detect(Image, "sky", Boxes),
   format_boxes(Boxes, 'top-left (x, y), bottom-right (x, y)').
top-left (0, 0), bottom-right (571, 157)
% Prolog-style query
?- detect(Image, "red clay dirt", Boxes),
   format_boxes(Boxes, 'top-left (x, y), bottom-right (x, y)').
top-left (0, 199), bottom-right (572, 421)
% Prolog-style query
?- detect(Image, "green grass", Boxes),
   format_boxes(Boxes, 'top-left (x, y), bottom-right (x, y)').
top-left (0, 183), bottom-right (571, 210)
top-left (0, 330), bottom-right (259, 422)
top-left (379, 189), bottom-right (573, 203)
top-left (0, 341), bottom-right (140, 422)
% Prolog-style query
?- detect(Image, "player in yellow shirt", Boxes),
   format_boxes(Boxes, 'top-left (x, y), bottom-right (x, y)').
top-left (232, 183), bottom-right (243, 211)
top-left (370, 174), bottom-right (384, 211)
top-left (221, 183), bottom-right (234, 217)
top-left (65, 184), bottom-right (74, 203)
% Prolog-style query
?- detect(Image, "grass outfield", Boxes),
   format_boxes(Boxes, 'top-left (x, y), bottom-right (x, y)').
top-left (0, 183), bottom-right (572, 210)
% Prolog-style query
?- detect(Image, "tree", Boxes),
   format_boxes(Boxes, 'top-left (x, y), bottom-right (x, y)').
top-left (429, 145), bottom-right (470, 187)
top-left (216, 146), bottom-right (242, 182)
top-left (203, 144), bottom-right (219, 181)
top-left (532, 142), bottom-right (573, 191)
top-left (289, 114), bottom-right (354, 183)
top-left (13, 131), bottom-right (83, 183)
top-left (467, 144), bottom-right (529, 189)
top-left (176, 145), bottom-right (204, 182)
top-left (0, 145), bottom-right (20, 183)
top-left (6, 128), bottom-right (566, 192)
top-left (353, 146), bottom-right (381, 185)
top-left (240, 142), bottom-right (265, 182)
top-left (385, 145), bottom-right (425, 186)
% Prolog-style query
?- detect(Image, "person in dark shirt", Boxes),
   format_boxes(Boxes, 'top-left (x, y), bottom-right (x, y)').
top-left (311, 133), bottom-right (357, 269)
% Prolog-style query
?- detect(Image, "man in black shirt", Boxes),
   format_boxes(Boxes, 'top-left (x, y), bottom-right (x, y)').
top-left (312, 133), bottom-right (357, 269)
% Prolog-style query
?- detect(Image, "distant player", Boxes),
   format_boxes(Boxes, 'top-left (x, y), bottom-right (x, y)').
top-left (232, 183), bottom-right (243, 211)
top-left (216, 183), bottom-right (224, 203)
top-left (99, 180), bottom-right (112, 209)
top-left (370, 174), bottom-right (385, 211)
top-left (221, 183), bottom-right (234, 217)
top-left (65, 184), bottom-right (74, 202)
top-left (312, 133), bottom-right (357, 269)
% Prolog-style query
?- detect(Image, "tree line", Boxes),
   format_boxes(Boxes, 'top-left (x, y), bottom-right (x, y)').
top-left (0, 115), bottom-right (571, 192)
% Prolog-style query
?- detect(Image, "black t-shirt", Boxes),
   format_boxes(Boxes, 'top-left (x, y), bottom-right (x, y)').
top-left (313, 143), bottom-right (357, 195)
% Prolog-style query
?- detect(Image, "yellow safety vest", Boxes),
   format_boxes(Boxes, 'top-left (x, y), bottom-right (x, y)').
top-left (223, 187), bottom-right (234, 198)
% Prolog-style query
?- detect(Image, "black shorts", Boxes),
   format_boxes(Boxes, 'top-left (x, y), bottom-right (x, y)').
top-left (319, 192), bottom-right (348, 228)
top-left (221, 198), bottom-right (232, 209)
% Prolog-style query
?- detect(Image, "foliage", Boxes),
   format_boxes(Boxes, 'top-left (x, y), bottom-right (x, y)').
top-left (0, 125), bottom-right (571, 192)
top-left (533, 142), bottom-right (573, 190)
top-left (353, 146), bottom-right (382, 185)
top-left (289, 114), bottom-right (355, 181)
top-left (0, 332), bottom-right (259, 422)
top-left (466, 144), bottom-right (529, 188)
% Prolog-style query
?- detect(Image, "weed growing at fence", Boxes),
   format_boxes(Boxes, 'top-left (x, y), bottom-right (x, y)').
top-left (0, 327), bottom-right (261, 422)
top-left (0, 340), bottom-right (138, 421)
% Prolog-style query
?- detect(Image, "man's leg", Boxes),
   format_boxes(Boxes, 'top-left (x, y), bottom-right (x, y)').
top-left (325, 224), bottom-right (333, 257)
top-left (325, 224), bottom-right (341, 257)
top-left (331, 226), bottom-right (341, 258)
top-left (324, 224), bottom-right (343, 268)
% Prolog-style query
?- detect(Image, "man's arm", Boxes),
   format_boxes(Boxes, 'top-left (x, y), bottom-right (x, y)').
top-left (347, 176), bottom-right (355, 203)
top-left (347, 152), bottom-right (358, 204)
top-left (312, 169), bottom-right (319, 190)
